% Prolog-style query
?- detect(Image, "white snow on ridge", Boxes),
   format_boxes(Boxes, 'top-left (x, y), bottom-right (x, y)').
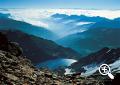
top-left (65, 68), bottom-right (75, 75)
top-left (110, 59), bottom-right (120, 72)
top-left (81, 59), bottom-right (120, 76)
top-left (81, 63), bottom-right (99, 76)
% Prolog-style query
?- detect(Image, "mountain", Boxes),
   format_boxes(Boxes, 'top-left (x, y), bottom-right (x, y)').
top-left (0, 30), bottom-right (81, 64)
top-left (0, 13), bottom-right (57, 40)
top-left (71, 47), bottom-right (120, 75)
top-left (50, 14), bottom-right (109, 38)
top-left (90, 19), bottom-right (120, 29)
top-left (51, 13), bottom-right (68, 19)
top-left (57, 19), bottom-right (120, 55)
top-left (50, 14), bottom-right (98, 38)
top-left (0, 32), bottom-right (109, 85)
top-left (0, 13), bottom-right (11, 18)
top-left (51, 14), bottom-right (108, 22)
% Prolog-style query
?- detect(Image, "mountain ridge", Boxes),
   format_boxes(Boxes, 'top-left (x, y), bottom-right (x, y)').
top-left (57, 18), bottom-right (120, 55)
top-left (0, 13), bottom-right (57, 40)
top-left (71, 47), bottom-right (120, 74)
top-left (0, 30), bottom-right (81, 64)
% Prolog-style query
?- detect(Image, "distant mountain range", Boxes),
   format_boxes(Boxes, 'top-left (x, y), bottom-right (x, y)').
top-left (0, 30), bottom-right (81, 64)
top-left (90, 19), bottom-right (120, 29)
top-left (0, 13), bottom-right (57, 40)
top-left (57, 18), bottom-right (120, 55)
top-left (50, 14), bottom-right (106, 37)
top-left (51, 14), bottom-right (108, 22)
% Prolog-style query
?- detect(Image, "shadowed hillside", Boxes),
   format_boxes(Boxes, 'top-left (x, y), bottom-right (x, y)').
top-left (0, 30), bottom-right (81, 64)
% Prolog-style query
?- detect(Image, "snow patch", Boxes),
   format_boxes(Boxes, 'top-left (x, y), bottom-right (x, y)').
top-left (110, 59), bottom-right (120, 72)
top-left (81, 63), bottom-right (99, 76)
top-left (65, 68), bottom-right (74, 75)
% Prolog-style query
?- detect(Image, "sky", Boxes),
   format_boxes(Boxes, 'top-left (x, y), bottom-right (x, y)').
top-left (0, 0), bottom-right (119, 9)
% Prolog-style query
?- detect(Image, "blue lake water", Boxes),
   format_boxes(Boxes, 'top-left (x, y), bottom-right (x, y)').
top-left (36, 58), bottom-right (77, 70)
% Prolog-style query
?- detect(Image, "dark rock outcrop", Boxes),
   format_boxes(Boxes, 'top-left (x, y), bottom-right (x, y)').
top-left (0, 32), bottom-right (22, 57)
top-left (0, 32), bottom-right (8, 51)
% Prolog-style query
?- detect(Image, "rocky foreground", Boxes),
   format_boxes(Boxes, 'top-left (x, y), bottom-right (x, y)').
top-left (0, 32), bottom-right (119, 85)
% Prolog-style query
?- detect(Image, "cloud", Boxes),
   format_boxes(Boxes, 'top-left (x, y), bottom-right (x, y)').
top-left (0, 8), bottom-right (120, 28)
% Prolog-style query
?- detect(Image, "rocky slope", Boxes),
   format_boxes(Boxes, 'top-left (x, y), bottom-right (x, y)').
top-left (0, 31), bottom-right (111, 85)
top-left (0, 32), bottom-right (120, 85)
